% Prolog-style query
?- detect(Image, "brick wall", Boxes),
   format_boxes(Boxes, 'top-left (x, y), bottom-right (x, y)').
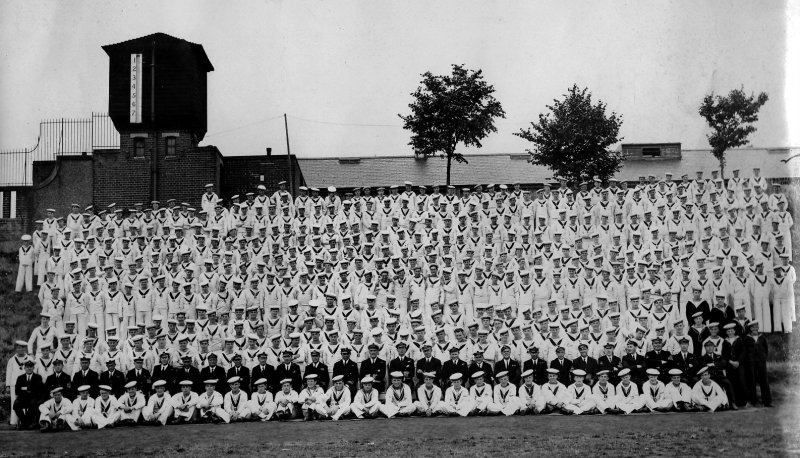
top-left (93, 130), bottom-right (221, 209)
top-left (0, 188), bottom-right (31, 253)
top-left (220, 155), bottom-right (303, 204)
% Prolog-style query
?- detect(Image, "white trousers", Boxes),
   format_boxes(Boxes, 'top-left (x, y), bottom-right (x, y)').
top-left (16, 265), bottom-right (33, 292)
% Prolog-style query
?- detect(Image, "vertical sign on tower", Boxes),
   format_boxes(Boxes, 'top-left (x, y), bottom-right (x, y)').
top-left (130, 53), bottom-right (143, 123)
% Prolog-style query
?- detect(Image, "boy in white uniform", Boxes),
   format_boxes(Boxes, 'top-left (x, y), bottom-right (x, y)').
top-left (17, 234), bottom-right (35, 292)
top-left (490, 370), bottom-right (520, 416)
top-left (298, 374), bottom-right (328, 420)
top-left (469, 371), bottom-right (493, 415)
top-left (92, 384), bottom-right (121, 428)
top-left (518, 369), bottom-right (545, 414)
top-left (197, 379), bottom-right (228, 423)
top-left (442, 373), bottom-right (474, 417)
top-left (118, 381), bottom-right (146, 425)
top-left (351, 376), bottom-right (382, 419)
top-left (249, 378), bottom-right (276, 421)
top-left (381, 371), bottom-right (415, 418)
top-left (692, 366), bottom-right (729, 412)
top-left (324, 375), bottom-right (352, 420)
top-left (642, 368), bottom-right (671, 412)
top-left (592, 370), bottom-right (618, 414)
top-left (171, 380), bottom-right (199, 423)
top-left (66, 384), bottom-right (94, 430)
top-left (415, 371), bottom-right (445, 416)
top-left (223, 376), bottom-right (251, 422)
top-left (562, 369), bottom-right (596, 415)
top-left (663, 369), bottom-right (693, 412)
top-left (541, 368), bottom-right (568, 414)
top-left (615, 368), bottom-right (645, 414)
top-left (143, 379), bottom-right (173, 425)
top-left (274, 378), bottom-right (299, 420)
top-left (38, 387), bottom-right (72, 431)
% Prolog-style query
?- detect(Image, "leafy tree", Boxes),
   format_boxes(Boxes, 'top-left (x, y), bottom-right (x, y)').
top-left (699, 87), bottom-right (769, 177)
top-left (399, 64), bottom-right (505, 185)
top-left (515, 85), bottom-right (623, 185)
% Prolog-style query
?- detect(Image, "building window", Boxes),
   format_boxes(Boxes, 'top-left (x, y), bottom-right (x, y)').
top-left (166, 136), bottom-right (176, 157)
top-left (642, 147), bottom-right (661, 157)
top-left (134, 137), bottom-right (145, 158)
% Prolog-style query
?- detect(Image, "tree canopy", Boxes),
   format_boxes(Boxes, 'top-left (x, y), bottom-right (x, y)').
top-left (515, 84), bottom-right (623, 185)
top-left (399, 64), bottom-right (505, 185)
top-left (699, 87), bottom-right (769, 177)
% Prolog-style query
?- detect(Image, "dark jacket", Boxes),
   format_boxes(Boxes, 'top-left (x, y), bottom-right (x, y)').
top-left (415, 356), bottom-right (443, 386)
top-left (388, 356), bottom-right (416, 383)
top-left (198, 365), bottom-right (228, 394)
top-left (99, 369), bottom-right (127, 398)
top-left (467, 361), bottom-right (496, 386)
top-left (359, 357), bottom-right (387, 392)
top-left (621, 353), bottom-right (647, 383)
top-left (71, 369), bottom-right (100, 397)
top-left (175, 365), bottom-right (202, 394)
top-left (250, 364), bottom-right (276, 393)
top-left (44, 371), bottom-right (72, 399)
top-left (125, 367), bottom-right (152, 397)
top-left (226, 365), bottom-right (252, 393)
top-left (494, 358), bottom-right (522, 386)
top-left (571, 356), bottom-right (599, 381)
top-left (151, 364), bottom-right (177, 393)
top-left (15, 372), bottom-right (45, 406)
top-left (274, 362), bottom-right (303, 393)
top-left (549, 358), bottom-right (573, 386)
top-left (303, 362), bottom-right (330, 390)
top-left (522, 358), bottom-right (548, 385)
top-left (439, 358), bottom-right (469, 387)
top-left (332, 358), bottom-right (360, 394)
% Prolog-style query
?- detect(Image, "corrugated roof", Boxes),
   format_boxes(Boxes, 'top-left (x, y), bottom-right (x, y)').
top-left (297, 147), bottom-right (800, 188)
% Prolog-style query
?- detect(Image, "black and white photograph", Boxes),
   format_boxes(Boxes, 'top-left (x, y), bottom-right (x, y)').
top-left (0, 1), bottom-right (798, 456)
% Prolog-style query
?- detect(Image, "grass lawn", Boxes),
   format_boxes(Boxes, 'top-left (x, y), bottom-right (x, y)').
top-left (0, 405), bottom-right (797, 457)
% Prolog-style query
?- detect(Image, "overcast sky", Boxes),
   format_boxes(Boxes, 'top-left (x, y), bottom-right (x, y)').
top-left (1, 0), bottom-right (798, 160)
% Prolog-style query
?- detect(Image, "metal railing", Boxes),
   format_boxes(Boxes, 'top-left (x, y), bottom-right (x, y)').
top-left (0, 113), bottom-right (120, 187)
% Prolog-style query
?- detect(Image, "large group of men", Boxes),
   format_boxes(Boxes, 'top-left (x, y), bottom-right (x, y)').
top-left (7, 167), bottom-right (792, 430)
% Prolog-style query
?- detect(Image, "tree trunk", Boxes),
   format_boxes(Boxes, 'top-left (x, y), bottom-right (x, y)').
top-left (718, 154), bottom-right (726, 180)
top-left (446, 154), bottom-right (452, 186)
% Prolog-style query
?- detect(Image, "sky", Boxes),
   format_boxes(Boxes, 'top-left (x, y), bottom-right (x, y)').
top-left (0, 0), bottom-right (798, 160)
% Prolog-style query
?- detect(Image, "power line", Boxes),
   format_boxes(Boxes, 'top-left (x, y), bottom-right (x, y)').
top-left (287, 114), bottom-right (403, 128)
top-left (205, 114), bottom-right (285, 138)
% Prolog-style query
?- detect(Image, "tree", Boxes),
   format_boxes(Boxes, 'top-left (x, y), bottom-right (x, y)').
top-left (515, 85), bottom-right (623, 185)
top-left (698, 87), bottom-right (769, 178)
top-left (399, 64), bottom-right (505, 185)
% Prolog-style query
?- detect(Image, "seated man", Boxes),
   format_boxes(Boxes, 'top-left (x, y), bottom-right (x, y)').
top-left (298, 374), bottom-right (327, 420)
top-left (91, 384), bottom-right (121, 428)
top-left (171, 380), bottom-right (199, 424)
top-left (469, 371), bottom-right (493, 415)
top-left (197, 379), bottom-right (228, 423)
top-left (117, 381), bottom-right (146, 425)
top-left (663, 369), bottom-right (694, 412)
top-left (143, 380), bottom-right (173, 425)
top-left (489, 371), bottom-right (520, 416)
top-left (518, 369), bottom-right (545, 415)
top-left (351, 376), bottom-right (381, 419)
top-left (380, 371), bottom-right (415, 418)
top-left (415, 371), bottom-right (445, 417)
top-left (441, 373), bottom-right (474, 417)
top-left (692, 367), bottom-right (729, 412)
top-left (66, 385), bottom-right (94, 430)
top-left (38, 387), bottom-right (72, 432)
top-left (249, 378), bottom-right (276, 422)
top-left (561, 369), bottom-right (596, 415)
top-left (541, 368), bottom-right (567, 414)
top-left (324, 375), bottom-right (352, 421)
top-left (615, 368), bottom-right (646, 414)
top-left (592, 370), bottom-right (618, 414)
top-left (223, 376), bottom-right (251, 422)
top-left (273, 378), bottom-right (299, 421)
top-left (642, 369), bottom-right (671, 412)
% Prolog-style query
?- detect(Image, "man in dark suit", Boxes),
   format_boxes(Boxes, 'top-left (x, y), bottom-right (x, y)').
top-left (645, 337), bottom-right (672, 382)
top-left (226, 354), bottom-right (251, 394)
top-left (303, 350), bottom-right (330, 390)
top-left (250, 352), bottom-right (275, 393)
top-left (467, 350), bottom-right (495, 387)
top-left (359, 344), bottom-right (387, 393)
top-left (522, 347), bottom-right (549, 385)
top-left (151, 352), bottom-right (177, 394)
top-left (14, 361), bottom-right (44, 429)
top-left (597, 343), bottom-right (622, 384)
top-left (571, 343), bottom-right (599, 385)
top-left (388, 342), bottom-right (416, 386)
top-left (439, 347), bottom-right (468, 387)
top-left (621, 341), bottom-right (647, 386)
top-left (549, 347), bottom-right (573, 386)
top-left (44, 359), bottom-right (72, 399)
top-left (99, 360), bottom-right (127, 398)
top-left (274, 350), bottom-right (303, 393)
top-left (71, 357), bottom-right (100, 398)
top-left (199, 353), bottom-right (228, 394)
top-left (175, 355), bottom-right (202, 393)
top-left (495, 345), bottom-right (522, 386)
top-left (333, 347), bottom-right (359, 396)
top-left (415, 344), bottom-right (442, 387)
top-left (671, 338), bottom-right (698, 385)
top-left (125, 356), bottom-right (152, 398)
